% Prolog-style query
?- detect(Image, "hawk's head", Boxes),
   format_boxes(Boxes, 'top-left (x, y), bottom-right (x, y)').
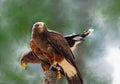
top-left (21, 55), bottom-right (27, 70)
top-left (20, 49), bottom-right (33, 69)
top-left (32, 22), bottom-right (47, 33)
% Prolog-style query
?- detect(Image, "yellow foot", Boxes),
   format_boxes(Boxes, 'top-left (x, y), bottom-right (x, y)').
top-left (52, 62), bottom-right (61, 79)
top-left (57, 70), bottom-right (61, 79)
top-left (57, 67), bottom-right (61, 79)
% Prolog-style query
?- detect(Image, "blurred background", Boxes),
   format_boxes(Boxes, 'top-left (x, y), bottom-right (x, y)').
top-left (0, 0), bottom-right (120, 84)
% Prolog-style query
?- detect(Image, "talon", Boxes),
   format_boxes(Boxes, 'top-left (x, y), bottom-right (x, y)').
top-left (57, 70), bottom-right (61, 79)
top-left (57, 67), bottom-right (61, 79)
top-left (52, 62), bottom-right (61, 79)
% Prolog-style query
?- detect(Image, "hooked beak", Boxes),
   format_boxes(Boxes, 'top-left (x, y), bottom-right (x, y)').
top-left (21, 61), bottom-right (27, 70)
top-left (38, 24), bottom-right (43, 29)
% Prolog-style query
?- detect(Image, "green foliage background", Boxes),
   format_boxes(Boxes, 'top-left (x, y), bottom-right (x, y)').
top-left (0, 0), bottom-right (120, 84)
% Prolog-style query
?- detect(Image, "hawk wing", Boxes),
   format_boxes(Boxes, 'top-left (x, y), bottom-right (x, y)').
top-left (48, 32), bottom-right (75, 65)
top-left (47, 32), bottom-right (83, 84)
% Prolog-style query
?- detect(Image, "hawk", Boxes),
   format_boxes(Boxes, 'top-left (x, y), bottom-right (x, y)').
top-left (20, 22), bottom-right (93, 84)
top-left (21, 28), bottom-right (93, 71)
top-left (30, 22), bottom-right (83, 84)
top-left (21, 48), bottom-right (50, 71)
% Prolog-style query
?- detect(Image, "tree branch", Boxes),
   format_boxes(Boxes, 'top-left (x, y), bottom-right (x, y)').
top-left (41, 67), bottom-right (58, 84)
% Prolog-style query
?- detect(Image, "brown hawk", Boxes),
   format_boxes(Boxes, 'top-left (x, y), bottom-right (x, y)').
top-left (30, 22), bottom-right (83, 84)
top-left (20, 22), bottom-right (93, 84)
top-left (21, 22), bottom-right (94, 84)
top-left (21, 28), bottom-right (93, 71)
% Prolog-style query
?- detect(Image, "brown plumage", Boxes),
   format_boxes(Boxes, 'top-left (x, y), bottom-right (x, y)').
top-left (21, 28), bottom-right (93, 69)
top-left (21, 48), bottom-right (50, 71)
top-left (30, 22), bottom-right (83, 84)
top-left (20, 22), bottom-right (93, 83)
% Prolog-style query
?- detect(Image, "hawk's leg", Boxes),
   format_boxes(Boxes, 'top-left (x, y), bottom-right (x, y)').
top-left (52, 53), bottom-right (63, 79)
top-left (50, 64), bottom-right (61, 79)
top-left (56, 66), bottom-right (61, 79)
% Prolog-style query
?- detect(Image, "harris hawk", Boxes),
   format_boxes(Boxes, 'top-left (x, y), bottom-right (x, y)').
top-left (21, 28), bottom-right (93, 71)
top-left (21, 48), bottom-right (50, 71)
top-left (20, 21), bottom-right (94, 84)
top-left (30, 22), bottom-right (83, 84)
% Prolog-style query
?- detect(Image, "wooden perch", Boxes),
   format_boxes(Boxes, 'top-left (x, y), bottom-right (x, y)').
top-left (41, 66), bottom-right (58, 84)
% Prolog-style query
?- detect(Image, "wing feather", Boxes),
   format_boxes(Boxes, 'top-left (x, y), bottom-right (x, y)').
top-left (47, 32), bottom-right (83, 84)
top-left (47, 32), bottom-right (77, 68)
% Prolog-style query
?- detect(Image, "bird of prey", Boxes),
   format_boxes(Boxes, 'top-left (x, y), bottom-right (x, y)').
top-left (21, 28), bottom-right (93, 71)
top-left (21, 48), bottom-right (51, 71)
top-left (20, 22), bottom-right (94, 84)
top-left (30, 22), bottom-right (83, 84)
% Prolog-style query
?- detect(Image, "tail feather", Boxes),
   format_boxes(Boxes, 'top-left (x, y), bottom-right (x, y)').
top-left (66, 72), bottom-right (83, 84)
top-left (80, 28), bottom-right (94, 38)
top-left (59, 59), bottom-right (83, 84)
top-left (65, 28), bottom-right (94, 49)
